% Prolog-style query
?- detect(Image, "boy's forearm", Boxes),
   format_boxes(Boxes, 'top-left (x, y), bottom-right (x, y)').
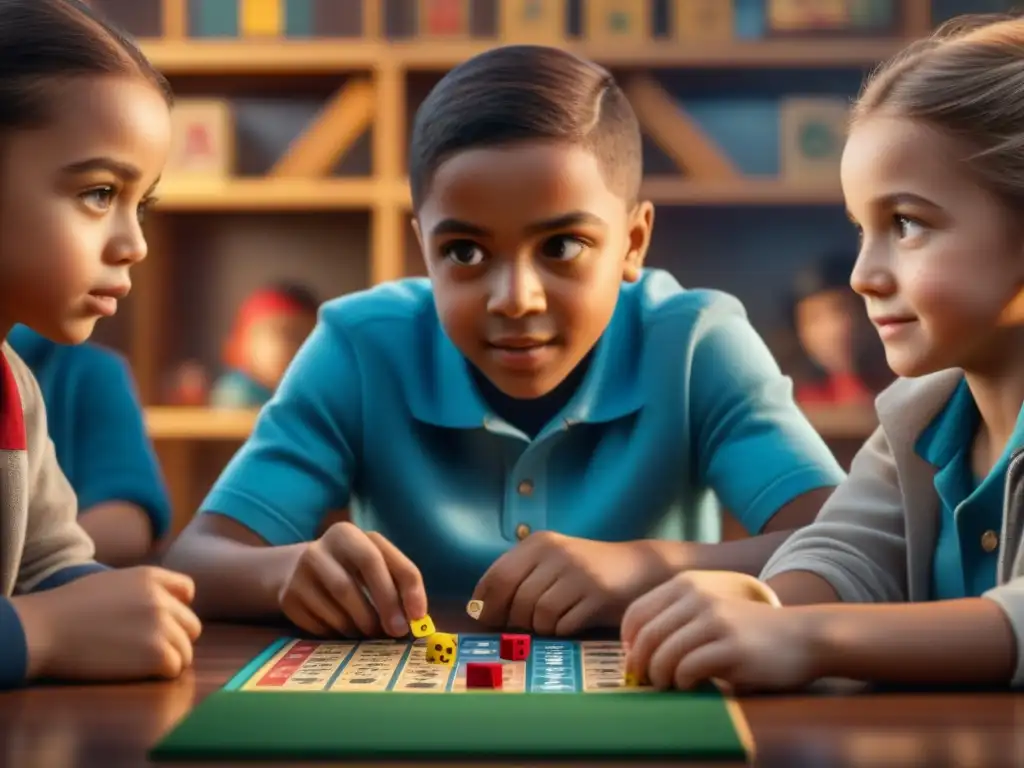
top-left (804, 599), bottom-right (1017, 685)
top-left (640, 530), bottom-right (795, 581)
top-left (79, 502), bottom-right (154, 567)
top-left (162, 536), bottom-right (306, 620)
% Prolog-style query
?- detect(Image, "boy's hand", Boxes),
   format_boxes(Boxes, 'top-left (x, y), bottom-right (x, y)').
top-left (278, 522), bottom-right (427, 639)
top-left (13, 566), bottom-right (202, 682)
top-left (470, 532), bottom-right (655, 635)
top-left (621, 571), bottom-right (818, 692)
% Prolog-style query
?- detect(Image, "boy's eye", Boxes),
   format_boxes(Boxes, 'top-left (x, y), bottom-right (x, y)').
top-left (442, 240), bottom-right (485, 266)
top-left (540, 235), bottom-right (586, 261)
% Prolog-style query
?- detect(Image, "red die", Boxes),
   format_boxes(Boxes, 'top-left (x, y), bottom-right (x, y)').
top-left (466, 662), bottom-right (503, 689)
top-left (499, 633), bottom-right (531, 661)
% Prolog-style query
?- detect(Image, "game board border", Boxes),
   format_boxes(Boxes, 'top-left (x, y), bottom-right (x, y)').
top-left (216, 636), bottom-right (756, 762)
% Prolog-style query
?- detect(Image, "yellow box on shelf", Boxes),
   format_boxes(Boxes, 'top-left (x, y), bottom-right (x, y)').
top-left (240, 0), bottom-right (283, 37)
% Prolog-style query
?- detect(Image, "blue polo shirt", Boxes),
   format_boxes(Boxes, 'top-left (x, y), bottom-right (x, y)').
top-left (919, 378), bottom-right (1024, 599)
top-left (201, 269), bottom-right (845, 596)
top-left (7, 326), bottom-right (171, 539)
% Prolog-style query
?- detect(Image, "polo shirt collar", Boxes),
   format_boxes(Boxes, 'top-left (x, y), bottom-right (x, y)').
top-left (413, 300), bottom-right (645, 429)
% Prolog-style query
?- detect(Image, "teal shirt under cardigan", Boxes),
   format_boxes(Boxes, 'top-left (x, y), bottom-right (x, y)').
top-left (200, 269), bottom-right (845, 597)
top-left (7, 326), bottom-right (171, 539)
top-left (919, 379), bottom-right (1024, 599)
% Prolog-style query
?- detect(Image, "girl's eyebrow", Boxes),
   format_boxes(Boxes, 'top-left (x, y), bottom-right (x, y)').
top-left (60, 156), bottom-right (141, 182)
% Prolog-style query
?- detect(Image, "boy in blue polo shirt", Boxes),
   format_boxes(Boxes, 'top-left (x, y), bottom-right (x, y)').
top-left (164, 45), bottom-right (845, 639)
top-left (8, 326), bottom-right (171, 565)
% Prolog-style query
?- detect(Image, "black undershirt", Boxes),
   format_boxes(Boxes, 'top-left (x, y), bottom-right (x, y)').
top-left (470, 353), bottom-right (593, 438)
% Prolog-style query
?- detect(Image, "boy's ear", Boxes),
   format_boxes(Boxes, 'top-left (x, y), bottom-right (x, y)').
top-left (623, 200), bottom-right (654, 282)
top-left (410, 217), bottom-right (428, 273)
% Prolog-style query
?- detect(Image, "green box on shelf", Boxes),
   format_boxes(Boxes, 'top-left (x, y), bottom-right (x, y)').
top-left (189, 0), bottom-right (238, 37)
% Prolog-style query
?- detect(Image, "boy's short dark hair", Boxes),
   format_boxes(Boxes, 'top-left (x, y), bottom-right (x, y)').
top-left (408, 45), bottom-right (642, 211)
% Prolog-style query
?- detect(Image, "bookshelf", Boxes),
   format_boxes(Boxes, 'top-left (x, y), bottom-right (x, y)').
top-left (90, 0), bottom-right (941, 529)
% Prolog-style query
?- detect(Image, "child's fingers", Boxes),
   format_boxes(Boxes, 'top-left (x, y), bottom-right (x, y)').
top-left (164, 590), bottom-right (203, 642)
top-left (158, 612), bottom-right (195, 677)
top-left (472, 546), bottom-right (538, 628)
top-left (309, 548), bottom-right (380, 636)
top-left (284, 596), bottom-right (339, 638)
top-left (624, 595), bottom-right (700, 684)
top-left (146, 566), bottom-right (196, 604)
top-left (507, 559), bottom-right (560, 633)
top-left (366, 531), bottom-right (428, 622)
top-left (672, 640), bottom-right (736, 691)
top-left (645, 605), bottom-right (718, 689)
top-left (326, 531), bottom-right (405, 637)
top-left (620, 576), bottom-right (689, 646)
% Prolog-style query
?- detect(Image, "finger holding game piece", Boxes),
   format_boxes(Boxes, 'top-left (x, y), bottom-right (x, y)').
top-left (315, 523), bottom-right (428, 637)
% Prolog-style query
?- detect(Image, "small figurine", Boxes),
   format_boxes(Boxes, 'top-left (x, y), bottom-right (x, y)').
top-left (165, 359), bottom-right (210, 406)
top-left (787, 253), bottom-right (892, 407)
top-left (210, 282), bottom-right (319, 409)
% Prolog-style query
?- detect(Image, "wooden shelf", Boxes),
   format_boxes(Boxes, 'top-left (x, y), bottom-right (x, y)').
top-left (640, 176), bottom-right (843, 206)
top-left (146, 406), bottom-right (258, 440)
top-left (150, 176), bottom-right (842, 212)
top-left (145, 405), bottom-right (875, 441)
top-left (142, 38), bottom-right (908, 75)
top-left (154, 178), bottom-right (402, 211)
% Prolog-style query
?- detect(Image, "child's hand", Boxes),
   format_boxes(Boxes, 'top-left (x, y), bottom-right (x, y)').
top-left (13, 566), bottom-right (202, 682)
top-left (278, 522), bottom-right (427, 639)
top-left (620, 571), bottom-right (818, 692)
top-left (470, 532), bottom-right (654, 635)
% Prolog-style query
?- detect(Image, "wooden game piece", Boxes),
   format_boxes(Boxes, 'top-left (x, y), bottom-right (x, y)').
top-left (779, 97), bottom-right (850, 185)
top-left (624, 671), bottom-right (641, 687)
top-left (584, 0), bottom-right (650, 44)
top-left (425, 632), bottom-right (457, 665)
top-left (240, 0), bottom-right (282, 37)
top-left (409, 614), bottom-right (436, 638)
top-left (499, 0), bottom-right (566, 44)
top-left (671, 0), bottom-right (733, 42)
top-left (465, 599), bottom-right (483, 620)
top-left (621, 75), bottom-right (740, 181)
top-left (417, 0), bottom-right (470, 37)
top-left (270, 77), bottom-right (376, 177)
top-left (165, 98), bottom-right (234, 181)
top-left (499, 633), bottom-right (531, 661)
top-left (466, 662), bottom-right (503, 689)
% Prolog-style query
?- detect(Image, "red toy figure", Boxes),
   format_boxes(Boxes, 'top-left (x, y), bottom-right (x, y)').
top-left (466, 662), bottom-right (503, 689)
top-left (210, 282), bottom-right (319, 408)
top-left (499, 633), bottom-right (531, 661)
top-left (788, 254), bottom-right (891, 407)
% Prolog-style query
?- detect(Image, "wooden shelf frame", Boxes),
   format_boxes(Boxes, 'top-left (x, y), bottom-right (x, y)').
top-left (135, 0), bottom-right (934, 466)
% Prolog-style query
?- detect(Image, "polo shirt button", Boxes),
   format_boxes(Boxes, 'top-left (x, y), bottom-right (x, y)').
top-left (516, 523), bottom-right (531, 540)
top-left (517, 480), bottom-right (533, 496)
top-left (981, 530), bottom-right (999, 553)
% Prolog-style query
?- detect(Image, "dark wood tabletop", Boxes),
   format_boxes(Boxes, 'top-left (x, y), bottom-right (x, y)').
top-left (2, 604), bottom-right (1023, 768)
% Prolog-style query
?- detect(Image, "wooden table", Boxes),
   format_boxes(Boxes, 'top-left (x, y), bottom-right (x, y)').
top-left (2, 611), bottom-right (1024, 767)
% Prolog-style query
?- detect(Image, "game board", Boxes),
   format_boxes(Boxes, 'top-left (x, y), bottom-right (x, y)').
top-left (150, 634), bottom-right (754, 761)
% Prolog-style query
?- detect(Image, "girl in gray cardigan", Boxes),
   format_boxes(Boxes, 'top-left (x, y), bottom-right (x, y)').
top-left (0, 0), bottom-right (199, 689)
top-left (621, 12), bottom-right (1024, 692)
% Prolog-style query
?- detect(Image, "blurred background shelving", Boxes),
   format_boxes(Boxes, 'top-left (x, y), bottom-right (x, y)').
top-left (81, 0), bottom-right (1010, 536)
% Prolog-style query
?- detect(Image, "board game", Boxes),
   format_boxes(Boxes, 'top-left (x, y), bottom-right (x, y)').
top-left (151, 633), bottom-right (754, 761)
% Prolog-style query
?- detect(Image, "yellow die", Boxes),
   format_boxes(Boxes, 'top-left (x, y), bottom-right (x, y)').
top-left (409, 615), bottom-right (436, 638)
top-left (425, 632), bottom-right (457, 665)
